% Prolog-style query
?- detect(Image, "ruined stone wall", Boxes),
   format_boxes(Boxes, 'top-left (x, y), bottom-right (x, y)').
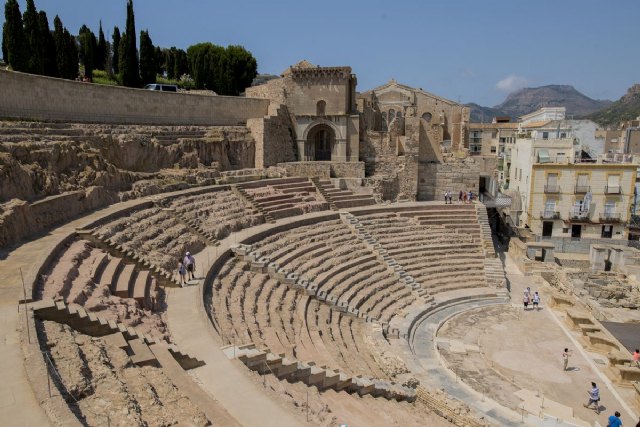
top-left (276, 162), bottom-right (331, 178)
top-left (418, 156), bottom-right (480, 201)
top-left (0, 69), bottom-right (269, 125)
top-left (276, 161), bottom-right (365, 179)
top-left (247, 105), bottom-right (296, 169)
top-left (0, 187), bottom-right (118, 249)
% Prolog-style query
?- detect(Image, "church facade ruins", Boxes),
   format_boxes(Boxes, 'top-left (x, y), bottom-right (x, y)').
top-left (246, 60), bottom-right (481, 202)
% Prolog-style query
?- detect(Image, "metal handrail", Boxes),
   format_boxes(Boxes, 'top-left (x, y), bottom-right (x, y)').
top-left (574, 185), bottom-right (590, 193)
top-left (544, 185), bottom-right (560, 193)
top-left (605, 185), bottom-right (621, 194)
top-left (540, 210), bottom-right (561, 219)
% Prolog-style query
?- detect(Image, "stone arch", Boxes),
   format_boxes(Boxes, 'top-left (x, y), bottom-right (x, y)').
top-left (306, 124), bottom-right (335, 161)
top-left (302, 118), bottom-right (343, 142)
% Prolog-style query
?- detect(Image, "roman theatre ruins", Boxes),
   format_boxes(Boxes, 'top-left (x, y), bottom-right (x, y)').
top-left (0, 63), bottom-right (638, 426)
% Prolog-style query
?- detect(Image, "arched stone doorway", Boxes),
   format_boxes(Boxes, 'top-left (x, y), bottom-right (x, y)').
top-left (306, 124), bottom-right (335, 161)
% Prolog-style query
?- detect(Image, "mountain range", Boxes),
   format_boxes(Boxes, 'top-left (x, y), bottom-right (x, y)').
top-left (467, 85), bottom-right (612, 122)
top-left (586, 84), bottom-right (640, 127)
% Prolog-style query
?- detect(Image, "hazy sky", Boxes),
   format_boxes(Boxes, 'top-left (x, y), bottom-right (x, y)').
top-left (2, 0), bottom-right (639, 106)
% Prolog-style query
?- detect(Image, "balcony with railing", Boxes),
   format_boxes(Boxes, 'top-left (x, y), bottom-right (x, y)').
top-left (544, 184), bottom-right (560, 193)
top-left (574, 185), bottom-right (590, 194)
top-left (540, 210), bottom-right (561, 220)
top-left (569, 209), bottom-right (591, 222)
top-left (605, 185), bottom-right (621, 195)
top-left (600, 212), bottom-right (622, 223)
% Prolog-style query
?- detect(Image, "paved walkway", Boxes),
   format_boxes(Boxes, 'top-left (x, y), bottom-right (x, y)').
top-left (501, 253), bottom-right (637, 424)
top-left (0, 200), bottom-right (145, 427)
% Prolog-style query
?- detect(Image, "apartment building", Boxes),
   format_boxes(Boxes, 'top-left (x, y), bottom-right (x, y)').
top-left (508, 135), bottom-right (637, 240)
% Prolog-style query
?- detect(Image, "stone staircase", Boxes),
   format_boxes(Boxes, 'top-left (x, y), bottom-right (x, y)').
top-left (475, 204), bottom-right (496, 258)
top-left (230, 244), bottom-right (399, 338)
top-left (341, 212), bottom-right (432, 303)
top-left (157, 206), bottom-right (221, 247)
top-left (31, 299), bottom-right (205, 370)
top-left (232, 185), bottom-right (275, 223)
top-left (311, 177), bottom-right (376, 210)
top-left (484, 258), bottom-right (506, 289)
top-left (222, 343), bottom-right (416, 402)
top-left (78, 229), bottom-right (180, 287)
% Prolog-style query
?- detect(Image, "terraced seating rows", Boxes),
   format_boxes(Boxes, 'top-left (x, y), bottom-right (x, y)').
top-left (208, 256), bottom-right (390, 379)
top-left (167, 188), bottom-right (265, 242)
top-left (312, 177), bottom-right (377, 209)
top-left (92, 206), bottom-right (206, 275)
top-left (355, 208), bottom-right (488, 296)
top-left (237, 177), bottom-right (328, 219)
top-left (38, 238), bottom-right (167, 338)
top-left (250, 219), bottom-right (418, 324)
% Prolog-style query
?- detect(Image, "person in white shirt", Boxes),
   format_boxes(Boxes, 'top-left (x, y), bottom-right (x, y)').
top-left (183, 252), bottom-right (196, 281)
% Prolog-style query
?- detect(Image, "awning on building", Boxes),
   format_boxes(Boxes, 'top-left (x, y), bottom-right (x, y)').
top-left (537, 149), bottom-right (550, 163)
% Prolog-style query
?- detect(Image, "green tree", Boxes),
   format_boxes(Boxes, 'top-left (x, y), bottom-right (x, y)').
top-left (22, 0), bottom-right (43, 74)
top-left (174, 48), bottom-right (188, 79)
top-left (111, 26), bottom-right (121, 75)
top-left (3, 0), bottom-right (27, 71)
top-left (139, 30), bottom-right (156, 84)
top-left (1, 31), bottom-right (7, 63)
top-left (225, 45), bottom-right (257, 95)
top-left (96, 21), bottom-right (107, 71)
top-left (53, 15), bottom-right (76, 79)
top-left (186, 43), bottom-right (257, 95)
top-left (63, 27), bottom-right (78, 79)
top-left (154, 45), bottom-right (163, 76)
top-left (78, 25), bottom-right (96, 79)
top-left (165, 48), bottom-right (175, 79)
top-left (120, 0), bottom-right (139, 87)
top-left (38, 11), bottom-right (57, 77)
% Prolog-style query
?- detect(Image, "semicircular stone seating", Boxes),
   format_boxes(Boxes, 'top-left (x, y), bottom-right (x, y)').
top-left (353, 205), bottom-right (488, 297)
top-left (38, 238), bottom-right (168, 339)
top-left (167, 188), bottom-right (266, 242)
top-left (207, 219), bottom-right (423, 381)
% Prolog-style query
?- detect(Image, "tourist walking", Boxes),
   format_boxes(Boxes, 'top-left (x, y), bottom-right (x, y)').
top-left (178, 261), bottom-right (187, 286)
top-left (633, 349), bottom-right (639, 367)
top-left (467, 190), bottom-right (473, 202)
top-left (184, 251), bottom-right (196, 281)
top-left (533, 291), bottom-right (540, 310)
top-left (562, 348), bottom-right (572, 371)
top-left (607, 411), bottom-right (623, 427)
top-left (458, 190), bottom-right (463, 202)
top-left (523, 287), bottom-right (531, 310)
top-left (583, 382), bottom-right (601, 414)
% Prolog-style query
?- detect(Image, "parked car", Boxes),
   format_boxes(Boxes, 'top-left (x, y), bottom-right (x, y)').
top-left (144, 83), bottom-right (178, 92)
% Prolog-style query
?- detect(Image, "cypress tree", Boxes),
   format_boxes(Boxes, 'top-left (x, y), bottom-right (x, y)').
top-left (154, 45), bottom-right (163, 76)
top-left (120, 0), bottom-right (139, 87)
top-left (1, 30), bottom-right (7, 63)
top-left (78, 25), bottom-right (95, 79)
top-left (22, 0), bottom-right (43, 74)
top-left (4, 0), bottom-right (27, 71)
top-left (38, 11), bottom-right (57, 77)
top-left (63, 27), bottom-right (78, 79)
top-left (53, 15), bottom-right (67, 78)
top-left (111, 26), bottom-right (121, 75)
top-left (165, 48), bottom-right (175, 79)
top-left (139, 30), bottom-right (156, 84)
top-left (96, 21), bottom-right (107, 71)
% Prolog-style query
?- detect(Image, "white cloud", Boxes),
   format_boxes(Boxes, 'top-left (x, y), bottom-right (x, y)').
top-left (496, 74), bottom-right (529, 93)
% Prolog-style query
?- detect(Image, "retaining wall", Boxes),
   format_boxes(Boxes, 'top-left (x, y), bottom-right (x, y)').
top-left (0, 69), bottom-right (269, 125)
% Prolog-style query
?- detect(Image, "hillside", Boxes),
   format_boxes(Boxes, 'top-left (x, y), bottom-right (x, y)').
top-left (467, 85), bottom-right (611, 122)
top-left (586, 84), bottom-right (640, 127)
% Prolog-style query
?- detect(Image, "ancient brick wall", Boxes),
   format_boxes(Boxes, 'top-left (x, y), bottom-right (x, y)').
top-left (248, 105), bottom-right (296, 168)
top-left (418, 156), bottom-right (480, 201)
top-left (0, 70), bottom-right (269, 125)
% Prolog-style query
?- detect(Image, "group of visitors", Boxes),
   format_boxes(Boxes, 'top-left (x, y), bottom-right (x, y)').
top-left (178, 251), bottom-right (196, 286)
top-left (443, 190), bottom-right (475, 204)
top-left (523, 287), bottom-right (541, 310)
